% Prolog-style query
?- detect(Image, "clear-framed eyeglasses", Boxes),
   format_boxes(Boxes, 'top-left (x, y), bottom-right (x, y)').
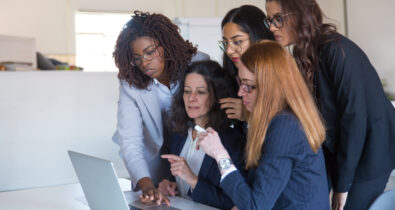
top-left (236, 76), bottom-right (256, 94)
top-left (263, 13), bottom-right (293, 29)
top-left (218, 38), bottom-right (249, 52)
top-left (131, 45), bottom-right (160, 66)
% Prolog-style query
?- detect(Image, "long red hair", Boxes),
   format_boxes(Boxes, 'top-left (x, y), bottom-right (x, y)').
top-left (241, 40), bottom-right (326, 168)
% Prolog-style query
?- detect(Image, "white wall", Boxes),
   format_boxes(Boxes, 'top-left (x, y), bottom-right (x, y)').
top-left (317, 0), bottom-right (346, 35)
top-left (0, 0), bottom-right (72, 55)
top-left (0, 0), bottom-right (345, 54)
top-left (347, 0), bottom-right (395, 95)
top-left (0, 72), bottom-right (128, 191)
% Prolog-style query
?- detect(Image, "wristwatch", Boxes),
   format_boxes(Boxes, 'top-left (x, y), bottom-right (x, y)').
top-left (218, 158), bottom-right (233, 171)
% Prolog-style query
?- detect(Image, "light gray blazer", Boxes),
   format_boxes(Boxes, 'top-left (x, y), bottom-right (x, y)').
top-left (112, 52), bottom-right (209, 189)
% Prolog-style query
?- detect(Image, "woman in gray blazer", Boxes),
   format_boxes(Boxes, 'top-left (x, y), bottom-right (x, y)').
top-left (112, 11), bottom-right (208, 205)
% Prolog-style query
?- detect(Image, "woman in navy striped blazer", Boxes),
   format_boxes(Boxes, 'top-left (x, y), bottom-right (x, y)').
top-left (197, 40), bottom-right (330, 210)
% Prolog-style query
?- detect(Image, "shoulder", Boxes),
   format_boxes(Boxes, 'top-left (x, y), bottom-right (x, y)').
top-left (320, 33), bottom-right (368, 62)
top-left (119, 79), bottom-right (154, 96)
top-left (318, 33), bottom-right (376, 85)
top-left (267, 111), bottom-right (302, 133)
top-left (263, 111), bottom-right (306, 153)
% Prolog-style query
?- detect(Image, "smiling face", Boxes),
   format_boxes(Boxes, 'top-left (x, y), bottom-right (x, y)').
top-left (183, 73), bottom-right (211, 127)
top-left (237, 63), bottom-right (257, 112)
top-left (265, 1), bottom-right (293, 47)
top-left (222, 22), bottom-right (251, 68)
top-left (130, 36), bottom-right (165, 79)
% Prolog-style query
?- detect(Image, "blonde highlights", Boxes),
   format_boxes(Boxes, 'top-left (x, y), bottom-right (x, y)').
top-left (241, 40), bottom-right (326, 168)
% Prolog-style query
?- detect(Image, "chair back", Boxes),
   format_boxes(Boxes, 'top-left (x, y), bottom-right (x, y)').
top-left (369, 190), bottom-right (395, 210)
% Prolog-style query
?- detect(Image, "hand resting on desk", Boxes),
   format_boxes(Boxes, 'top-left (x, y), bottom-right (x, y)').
top-left (138, 177), bottom-right (170, 206)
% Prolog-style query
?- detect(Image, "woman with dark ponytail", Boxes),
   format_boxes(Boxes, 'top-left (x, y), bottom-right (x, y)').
top-left (219, 5), bottom-right (273, 122)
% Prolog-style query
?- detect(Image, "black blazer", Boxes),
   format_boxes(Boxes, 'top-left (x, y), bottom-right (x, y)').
top-left (315, 33), bottom-right (395, 192)
top-left (167, 127), bottom-right (245, 210)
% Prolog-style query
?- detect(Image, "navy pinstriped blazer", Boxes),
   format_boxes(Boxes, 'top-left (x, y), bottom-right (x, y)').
top-left (220, 111), bottom-right (330, 210)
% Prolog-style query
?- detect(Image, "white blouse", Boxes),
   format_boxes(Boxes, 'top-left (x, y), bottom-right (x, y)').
top-left (176, 128), bottom-right (206, 198)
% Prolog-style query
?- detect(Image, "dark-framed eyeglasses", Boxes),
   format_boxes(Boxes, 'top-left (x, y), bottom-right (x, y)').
top-left (218, 38), bottom-right (249, 52)
top-left (236, 76), bottom-right (256, 94)
top-left (263, 13), bottom-right (292, 29)
top-left (131, 45), bottom-right (160, 66)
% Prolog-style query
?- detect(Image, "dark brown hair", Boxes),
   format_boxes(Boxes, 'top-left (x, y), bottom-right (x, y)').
top-left (266, 0), bottom-right (336, 89)
top-left (221, 5), bottom-right (274, 93)
top-left (113, 11), bottom-right (197, 89)
top-left (168, 60), bottom-right (236, 134)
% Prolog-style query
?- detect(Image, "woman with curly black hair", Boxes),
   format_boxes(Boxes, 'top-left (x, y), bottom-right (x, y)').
top-left (159, 60), bottom-right (245, 209)
top-left (112, 11), bottom-right (208, 205)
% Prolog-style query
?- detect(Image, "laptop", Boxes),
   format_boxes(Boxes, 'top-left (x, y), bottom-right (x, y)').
top-left (68, 151), bottom-right (180, 210)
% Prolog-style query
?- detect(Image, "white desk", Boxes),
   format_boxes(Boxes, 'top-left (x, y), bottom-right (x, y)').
top-left (0, 179), bottom-right (217, 210)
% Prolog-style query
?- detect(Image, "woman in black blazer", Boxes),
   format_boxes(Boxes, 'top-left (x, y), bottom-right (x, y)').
top-left (265, 0), bottom-right (395, 209)
top-left (158, 60), bottom-right (245, 209)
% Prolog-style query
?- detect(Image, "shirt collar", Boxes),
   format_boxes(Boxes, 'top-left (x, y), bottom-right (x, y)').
top-left (286, 44), bottom-right (294, 56)
top-left (153, 78), bottom-right (160, 86)
top-left (153, 78), bottom-right (179, 95)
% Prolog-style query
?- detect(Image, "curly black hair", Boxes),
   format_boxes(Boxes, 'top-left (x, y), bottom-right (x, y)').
top-left (167, 60), bottom-right (237, 134)
top-left (113, 11), bottom-right (197, 89)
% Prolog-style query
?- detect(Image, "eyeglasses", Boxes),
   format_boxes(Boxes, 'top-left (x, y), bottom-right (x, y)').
top-left (236, 76), bottom-right (256, 94)
top-left (131, 45), bottom-right (160, 66)
top-left (218, 38), bottom-right (249, 52)
top-left (263, 13), bottom-right (292, 29)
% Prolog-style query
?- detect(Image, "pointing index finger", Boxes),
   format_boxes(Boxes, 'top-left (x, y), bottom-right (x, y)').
top-left (161, 154), bottom-right (182, 161)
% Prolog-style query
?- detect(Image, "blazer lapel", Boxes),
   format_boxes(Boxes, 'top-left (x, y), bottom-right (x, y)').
top-left (198, 154), bottom-right (215, 179)
top-left (140, 84), bottom-right (162, 135)
top-left (171, 133), bottom-right (188, 155)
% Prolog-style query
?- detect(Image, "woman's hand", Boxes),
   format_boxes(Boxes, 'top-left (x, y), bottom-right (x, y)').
top-left (138, 177), bottom-right (170, 205)
top-left (196, 127), bottom-right (230, 161)
top-left (161, 154), bottom-right (198, 189)
top-left (332, 191), bottom-right (348, 210)
top-left (158, 179), bottom-right (178, 196)
top-left (219, 98), bottom-right (245, 121)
